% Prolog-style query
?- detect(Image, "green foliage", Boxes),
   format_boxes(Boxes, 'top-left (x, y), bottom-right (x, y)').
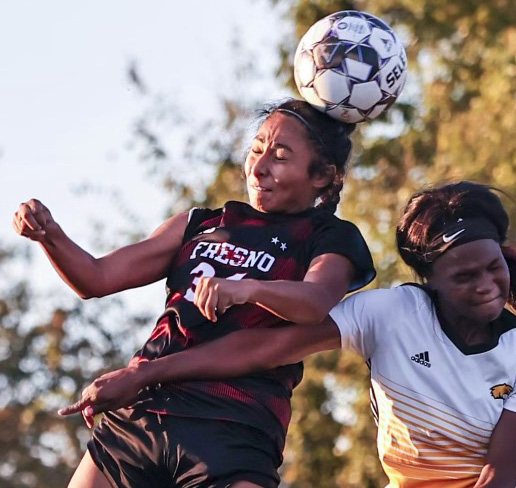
top-left (0, 245), bottom-right (150, 487)
top-left (3, 1), bottom-right (516, 486)
top-left (269, 1), bottom-right (516, 486)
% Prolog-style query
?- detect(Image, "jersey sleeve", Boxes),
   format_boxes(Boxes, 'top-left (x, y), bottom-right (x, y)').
top-left (328, 288), bottom-right (394, 360)
top-left (182, 207), bottom-right (221, 244)
top-left (309, 217), bottom-right (375, 292)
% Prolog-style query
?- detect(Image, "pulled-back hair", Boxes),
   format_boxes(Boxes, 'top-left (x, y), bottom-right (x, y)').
top-left (396, 181), bottom-right (516, 310)
top-left (257, 98), bottom-right (356, 213)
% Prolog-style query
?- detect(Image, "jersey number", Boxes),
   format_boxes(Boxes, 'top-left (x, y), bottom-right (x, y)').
top-left (184, 262), bottom-right (247, 302)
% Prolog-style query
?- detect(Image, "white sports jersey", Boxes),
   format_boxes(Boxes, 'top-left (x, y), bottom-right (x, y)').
top-left (329, 284), bottom-right (516, 488)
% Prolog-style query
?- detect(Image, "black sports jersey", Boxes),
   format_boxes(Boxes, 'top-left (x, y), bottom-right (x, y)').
top-left (130, 201), bottom-right (375, 452)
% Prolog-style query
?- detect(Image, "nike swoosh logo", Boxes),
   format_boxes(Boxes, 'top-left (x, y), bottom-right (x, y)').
top-left (442, 229), bottom-right (465, 243)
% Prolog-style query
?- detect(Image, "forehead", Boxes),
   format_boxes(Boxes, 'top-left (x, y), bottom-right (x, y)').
top-left (432, 239), bottom-right (503, 274)
top-left (256, 112), bottom-right (311, 143)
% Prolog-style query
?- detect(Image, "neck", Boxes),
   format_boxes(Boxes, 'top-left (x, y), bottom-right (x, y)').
top-left (435, 299), bottom-right (493, 346)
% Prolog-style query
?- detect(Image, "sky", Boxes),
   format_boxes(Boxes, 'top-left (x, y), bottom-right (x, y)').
top-left (0, 1), bottom-right (288, 319)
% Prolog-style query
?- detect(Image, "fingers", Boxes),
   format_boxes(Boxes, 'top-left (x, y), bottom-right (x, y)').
top-left (204, 287), bottom-right (219, 322)
top-left (12, 211), bottom-right (46, 240)
top-left (194, 277), bottom-right (219, 322)
top-left (59, 398), bottom-right (112, 428)
top-left (82, 408), bottom-right (95, 429)
top-left (58, 369), bottom-right (139, 427)
top-left (58, 397), bottom-right (95, 428)
top-left (57, 381), bottom-right (99, 419)
top-left (13, 199), bottom-right (53, 241)
top-left (194, 277), bottom-right (241, 321)
top-left (82, 403), bottom-right (112, 428)
top-left (58, 399), bottom-right (87, 417)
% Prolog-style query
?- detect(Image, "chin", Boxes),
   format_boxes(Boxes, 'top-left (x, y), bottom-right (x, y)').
top-left (474, 300), bottom-right (506, 323)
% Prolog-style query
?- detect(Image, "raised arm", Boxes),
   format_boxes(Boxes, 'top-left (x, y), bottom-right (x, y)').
top-left (58, 317), bottom-right (342, 423)
top-left (194, 252), bottom-right (355, 324)
top-left (473, 409), bottom-right (516, 488)
top-left (13, 199), bottom-right (188, 298)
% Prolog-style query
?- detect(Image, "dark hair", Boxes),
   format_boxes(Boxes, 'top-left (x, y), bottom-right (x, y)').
top-left (396, 181), bottom-right (516, 309)
top-left (256, 98), bottom-right (356, 213)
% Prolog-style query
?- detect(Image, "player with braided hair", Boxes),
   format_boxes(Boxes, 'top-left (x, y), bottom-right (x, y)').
top-left (14, 98), bottom-right (375, 488)
top-left (80, 181), bottom-right (516, 488)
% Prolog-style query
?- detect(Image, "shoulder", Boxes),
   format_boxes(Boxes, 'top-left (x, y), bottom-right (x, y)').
top-left (187, 206), bottom-right (222, 223)
top-left (308, 212), bottom-right (376, 290)
top-left (348, 285), bottom-right (422, 307)
top-left (183, 206), bottom-right (224, 243)
top-left (309, 212), bottom-right (369, 252)
top-left (337, 284), bottom-right (428, 316)
top-left (311, 210), bottom-right (361, 232)
top-left (397, 283), bottom-right (432, 306)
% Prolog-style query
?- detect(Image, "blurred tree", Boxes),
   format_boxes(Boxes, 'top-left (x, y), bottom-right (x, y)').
top-left (0, 244), bottom-right (151, 487)
top-left (4, 1), bottom-right (516, 486)
top-left (125, 35), bottom-right (272, 215)
top-left (267, 1), bottom-right (516, 487)
top-left (0, 31), bottom-right (274, 487)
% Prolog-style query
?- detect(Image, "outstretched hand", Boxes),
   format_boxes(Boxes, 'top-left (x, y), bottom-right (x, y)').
top-left (13, 199), bottom-right (58, 242)
top-left (58, 366), bottom-right (144, 428)
top-left (194, 277), bottom-right (254, 322)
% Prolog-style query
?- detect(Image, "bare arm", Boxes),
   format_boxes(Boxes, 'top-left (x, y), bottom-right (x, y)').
top-left (13, 199), bottom-right (188, 298)
top-left (194, 253), bottom-right (355, 324)
top-left (474, 409), bottom-right (516, 488)
top-left (139, 316), bottom-right (341, 380)
top-left (58, 317), bottom-right (342, 423)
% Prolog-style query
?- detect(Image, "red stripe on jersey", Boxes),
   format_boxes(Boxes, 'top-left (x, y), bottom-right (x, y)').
top-left (186, 382), bottom-right (261, 404)
top-left (149, 321), bottom-right (171, 342)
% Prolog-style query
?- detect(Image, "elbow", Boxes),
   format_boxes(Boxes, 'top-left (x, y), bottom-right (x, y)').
top-left (295, 306), bottom-right (329, 326)
top-left (254, 332), bottom-right (304, 370)
top-left (77, 291), bottom-right (97, 300)
top-left (75, 287), bottom-right (106, 300)
top-left (74, 276), bottom-right (111, 299)
top-left (294, 288), bottom-right (339, 325)
top-left (253, 355), bottom-right (284, 371)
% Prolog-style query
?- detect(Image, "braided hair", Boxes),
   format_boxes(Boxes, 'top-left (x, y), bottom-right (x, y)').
top-left (257, 99), bottom-right (356, 213)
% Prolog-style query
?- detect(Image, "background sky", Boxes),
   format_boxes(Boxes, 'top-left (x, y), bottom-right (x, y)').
top-left (0, 0), bottom-right (288, 319)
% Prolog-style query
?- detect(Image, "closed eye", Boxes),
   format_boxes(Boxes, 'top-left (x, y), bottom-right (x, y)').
top-left (454, 273), bottom-right (473, 284)
top-left (274, 151), bottom-right (288, 161)
top-left (251, 144), bottom-right (263, 154)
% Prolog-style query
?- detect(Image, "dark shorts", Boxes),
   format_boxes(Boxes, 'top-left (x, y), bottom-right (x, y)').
top-left (87, 408), bottom-right (281, 488)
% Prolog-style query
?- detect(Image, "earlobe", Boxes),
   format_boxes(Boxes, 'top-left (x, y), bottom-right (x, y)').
top-left (314, 165), bottom-right (337, 189)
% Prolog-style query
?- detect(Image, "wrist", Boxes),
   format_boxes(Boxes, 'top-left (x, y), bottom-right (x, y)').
top-left (40, 222), bottom-right (64, 248)
top-left (131, 361), bottom-right (156, 389)
top-left (245, 278), bottom-right (263, 304)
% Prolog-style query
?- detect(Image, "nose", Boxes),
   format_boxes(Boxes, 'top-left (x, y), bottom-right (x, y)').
top-left (249, 151), bottom-right (270, 178)
top-left (475, 271), bottom-right (496, 295)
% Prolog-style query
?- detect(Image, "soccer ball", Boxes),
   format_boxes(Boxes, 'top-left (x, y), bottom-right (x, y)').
top-left (294, 11), bottom-right (407, 123)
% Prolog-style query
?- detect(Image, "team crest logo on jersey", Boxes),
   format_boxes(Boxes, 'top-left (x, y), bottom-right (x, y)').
top-left (490, 383), bottom-right (513, 400)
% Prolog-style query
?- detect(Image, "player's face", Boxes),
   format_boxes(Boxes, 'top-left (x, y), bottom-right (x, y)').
top-left (427, 239), bottom-right (509, 329)
top-left (245, 113), bottom-right (330, 214)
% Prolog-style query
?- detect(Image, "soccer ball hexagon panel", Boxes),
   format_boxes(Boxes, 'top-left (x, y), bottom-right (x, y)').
top-left (294, 11), bottom-right (407, 123)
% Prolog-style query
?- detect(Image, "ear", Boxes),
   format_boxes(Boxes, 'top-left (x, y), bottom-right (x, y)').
top-left (313, 165), bottom-right (336, 190)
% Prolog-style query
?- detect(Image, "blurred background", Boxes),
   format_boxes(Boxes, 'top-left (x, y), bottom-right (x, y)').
top-left (1, 1), bottom-right (516, 486)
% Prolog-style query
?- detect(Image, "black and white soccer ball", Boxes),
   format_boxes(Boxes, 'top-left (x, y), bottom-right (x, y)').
top-left (294, 11), bottom-right (407, 123)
